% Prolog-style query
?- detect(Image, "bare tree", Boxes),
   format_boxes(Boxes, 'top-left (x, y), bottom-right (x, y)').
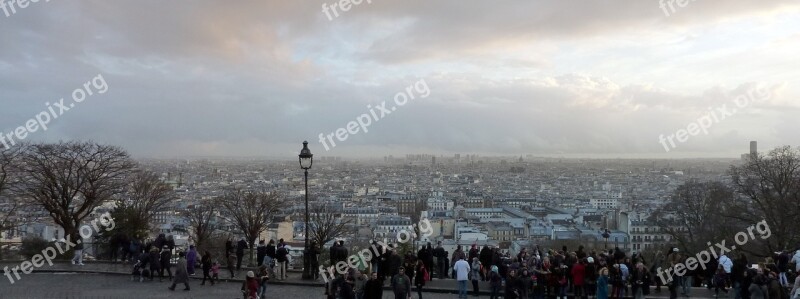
top-left (651, 181), bottom-right (739, 254)
top-left (729, 146), bottom-right (800, 256)
top-left (218, 190), bottom-right (283, 266)
top-left (185, 203), bottom-right (217, 252)
top-left (112, 170), bottom-right (175, 238)
top-left (0, 145), bottom-right (24, 234)
top-left (17, 142), bottom-right (135, 240)
top-left (309, 202), bottom-right (353, 248)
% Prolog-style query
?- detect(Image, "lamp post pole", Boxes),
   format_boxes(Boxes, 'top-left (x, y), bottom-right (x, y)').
top-left (299, 141), bottom-right (313, 280)
top-left (303, 168), bottom-right (310, 278)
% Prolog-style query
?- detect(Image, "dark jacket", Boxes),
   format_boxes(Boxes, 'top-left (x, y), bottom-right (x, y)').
top-left (391, 274), bottom-right (411, 295)
top-left (266, 244), bottom-right (276, 258)
top-left (148, 251), bottom-right (160, 269)
top-left (364, 278), bottom-right (383, 299)
top-left (160, 250), bottom-right (172, 268)
top-left (256, 244), bottom-right (267, 264)
top-left (414, 264), bottom-right (427, 286)
top-left (276, 246), bottom-right (289, 263)
top-left (236, 240), bottom-right (248, 256)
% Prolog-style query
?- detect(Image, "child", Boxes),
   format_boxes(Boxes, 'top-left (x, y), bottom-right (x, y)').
top-left (211, 261), bottom-right (221, 284)
top-left (714, 265), bottom-right (728, 296)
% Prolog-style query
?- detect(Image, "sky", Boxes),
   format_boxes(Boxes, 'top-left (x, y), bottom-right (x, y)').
top-left (0, 0), bottom-right (798, 159)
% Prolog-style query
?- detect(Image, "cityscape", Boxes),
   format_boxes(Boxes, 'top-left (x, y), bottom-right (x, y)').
top-left (1, 1), bottom-right (800, 299)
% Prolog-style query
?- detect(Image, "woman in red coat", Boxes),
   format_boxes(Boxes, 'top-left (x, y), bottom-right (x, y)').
top-left (243, 271), bottom-right (259, 299)
top-left (571, 259), bottom-right (587, 299)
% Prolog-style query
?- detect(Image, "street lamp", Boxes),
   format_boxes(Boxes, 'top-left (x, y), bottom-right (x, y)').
top-left (602, 229), bottom-right (610, 249)
top-left (298, 141), bottom-right (313, 280)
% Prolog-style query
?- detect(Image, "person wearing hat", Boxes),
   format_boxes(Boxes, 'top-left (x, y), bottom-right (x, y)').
top-left (242, 271), bottom-right (258, 299)
top-left (159, 246), bottom-right (173, 282)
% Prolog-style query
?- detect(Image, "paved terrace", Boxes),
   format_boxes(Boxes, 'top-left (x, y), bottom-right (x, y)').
top-left (0, 261), bottom-right (723, 299)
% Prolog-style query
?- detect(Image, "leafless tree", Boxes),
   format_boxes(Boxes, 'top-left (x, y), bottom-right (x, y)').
top-left (0, 145), bottom-right (24, 234)
top-left (651, 181), bottom-right (739, 254)
top-left (113, 169), bottom-right (175, 237)
top-left (185, 203), bottom-right (217, 252)
top-left (218, 190), bottom-right (283, 266)
top-left (17, 142), bottom-right (135, 240)
top-left (309, 202), bottom-right (353, 248)
top-left (729, 146), bottom-right (800, 256)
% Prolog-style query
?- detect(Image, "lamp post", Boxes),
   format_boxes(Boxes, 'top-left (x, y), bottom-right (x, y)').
top-left (602, 229), bottom-right (610, 249)
top-left (298, 141), bottom-right (313, 280)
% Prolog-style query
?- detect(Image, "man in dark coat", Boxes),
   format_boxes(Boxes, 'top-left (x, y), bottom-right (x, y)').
top-left (236, 238), bottom-right (248, 270)
top-left (434, 241), bottom-right (447, 279)
top-left (256, 240), bottom-right (267, 267)
top-left (168, 251), bottom-right (190, 291)
top-left (364, 272), bottom-right (383, 299)
top-left (159, 246), bottom-right (173, 281)
top-left (417, 243), bottom-right (433, 280)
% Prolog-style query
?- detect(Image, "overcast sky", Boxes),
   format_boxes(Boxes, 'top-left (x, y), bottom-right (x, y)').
top-left (1, 0), bottom-right (798, 159)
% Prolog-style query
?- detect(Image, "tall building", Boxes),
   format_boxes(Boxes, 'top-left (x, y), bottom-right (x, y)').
top-left (750, 141), bottom-right (757, 156)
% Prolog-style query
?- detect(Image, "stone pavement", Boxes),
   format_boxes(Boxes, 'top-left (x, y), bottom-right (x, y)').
top-left (0, 261), bottom-right (722, 298)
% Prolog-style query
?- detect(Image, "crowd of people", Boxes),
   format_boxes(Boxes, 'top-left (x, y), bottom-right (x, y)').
top-left (322, 241), bottom-right (800, 299)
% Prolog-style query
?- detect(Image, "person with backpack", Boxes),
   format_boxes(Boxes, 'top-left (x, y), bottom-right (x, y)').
top-left (275, 244), bottom-right (288, 280)
top-left (414, 260), bottom-right (427, 299)
top-left (489, 265), bottom-right (502, 299)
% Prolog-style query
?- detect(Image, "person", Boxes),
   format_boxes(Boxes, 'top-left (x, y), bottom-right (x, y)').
top-left (148, 247), bottom-right (161, 281)
top-left (789, 272), bottom-right (800, 299)
top-left (325, 273), bottom-right (343, 299)
top-left (470, 257), bottom-right (481, 296)
top-left (309, 241), bottom-right (321, 280)
top-left (225, 238), bottom-right (234, 256)
top-left (454, 255), bottom-right (471, 299)
top-left (256, 240), bottom-right (267, 267)
top-left (572, 258), bottom-right (586, 299)
top-left (211, 261), bottom-right (220, 283)
top-left (159, 246), bottom-right (173, 281)
top-left (200, 251), bottom-right (214, 285)
top-left (237, 238), bottom-right (248, 270)
top-left (489, 265), bottom-right (502, 299)
top-left (585, 257), bottom-right (597, 299)
top-left (630, 262), bottom-right (650, 299)
top-left (257, 265), bottom-right (269, 299)
top-left (354, 271), bottom-right (367, 299)
top-left (479, 245), bottom-right (492, 281)
top-left (276, 243), bottom-right (289, 280)
top-left (414, 260), bottom-right (427, 299)
top-left (434, 242), bottom-right (446, 279)
top-left (452, 245), bottom-right (467, 277)
top-left (72, 237), bottom-right (84, 265)
top-left (777, 251), bottom-right (790, 287)
top-left (506, 269), bottom-right (522, 299)
top-left (168, 251), bottom-right (190, 291)
top-left (243, 271), bottom-right (258, 299)
top-left (186, 245), bottom-right (197, 275)
top-left (391, 267), bottom-right (412, 299)
top-left (227, 252), bottom-right (237, 278)
top-left (364, 272), bottom-right (383, 299)
top-left (597, 267), bottom-right (610, 299)
top-left (749, 269), bottom-right (766, 299)
top-left (715, 265), bottom-right (729, 297)
top-left (341, 273), bottom-right (356, 299)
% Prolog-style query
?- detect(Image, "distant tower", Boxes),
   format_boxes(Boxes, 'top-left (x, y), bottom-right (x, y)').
top-left (750, 141), bottom-right (757, 156)
top-left (431, 156), bottom-right (436, 166)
